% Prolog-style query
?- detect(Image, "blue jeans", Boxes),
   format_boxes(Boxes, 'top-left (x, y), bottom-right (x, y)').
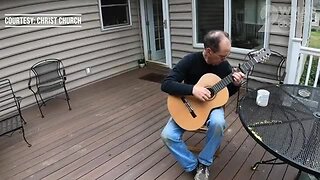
top-left (161, 107), bottom-right (226, 172)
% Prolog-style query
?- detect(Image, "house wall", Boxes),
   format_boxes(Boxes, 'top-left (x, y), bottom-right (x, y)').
top-left (168, 0), bottom-right (290, 80)
top-left (0, 0), bottom-right (143, 108)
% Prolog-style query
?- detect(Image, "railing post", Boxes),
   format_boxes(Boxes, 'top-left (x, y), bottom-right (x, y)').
top-left (285, 38), bottom-right (302, 84)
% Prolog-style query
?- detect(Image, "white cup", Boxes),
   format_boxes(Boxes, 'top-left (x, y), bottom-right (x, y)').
top-left (256, 89), bottom-right (270, 107)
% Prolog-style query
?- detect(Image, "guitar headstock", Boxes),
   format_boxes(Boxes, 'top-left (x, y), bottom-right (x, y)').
top-left (239, 48), bottom-right (272, 74)
top-left (251, 48), bottom-right (271, 63)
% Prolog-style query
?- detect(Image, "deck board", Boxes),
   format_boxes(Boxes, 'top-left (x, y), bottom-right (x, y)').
top-left (0, 68), bottom-right (299, 180)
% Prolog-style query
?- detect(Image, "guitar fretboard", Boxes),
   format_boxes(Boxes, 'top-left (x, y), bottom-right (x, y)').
top-left (209, 49), bottom-right (269, 95)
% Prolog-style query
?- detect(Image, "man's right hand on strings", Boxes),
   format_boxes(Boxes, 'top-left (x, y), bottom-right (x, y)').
top-left (192, 85), bottom-right (211, 102)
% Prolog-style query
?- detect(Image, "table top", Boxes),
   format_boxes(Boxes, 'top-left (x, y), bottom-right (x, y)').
top-left (238, 84), bottom-right (320, 176)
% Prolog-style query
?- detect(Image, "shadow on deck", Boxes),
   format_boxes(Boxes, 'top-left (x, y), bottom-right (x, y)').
top-left (0, 68), bottom-right (299, 180)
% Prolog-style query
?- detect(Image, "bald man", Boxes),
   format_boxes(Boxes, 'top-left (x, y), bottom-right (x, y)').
top-left (161, 30), bottom-right (244, 180)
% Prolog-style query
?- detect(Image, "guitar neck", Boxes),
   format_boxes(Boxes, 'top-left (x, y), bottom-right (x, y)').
top-left (209, 56), bottom-right (259, 94)
top-left (210, 74), bottom-right (233, 93)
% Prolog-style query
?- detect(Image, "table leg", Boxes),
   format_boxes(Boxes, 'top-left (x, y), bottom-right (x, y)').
top-left (251, 158), bottom-right (285, 170)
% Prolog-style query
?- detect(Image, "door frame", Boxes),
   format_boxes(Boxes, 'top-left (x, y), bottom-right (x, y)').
top-left (139, 0), bottom-right (172, 68)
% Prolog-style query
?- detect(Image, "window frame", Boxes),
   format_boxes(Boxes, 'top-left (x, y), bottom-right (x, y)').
top-left (98, 0), bottom-right (133, 31)
top-left (192, 0), bottom-right (270, 54)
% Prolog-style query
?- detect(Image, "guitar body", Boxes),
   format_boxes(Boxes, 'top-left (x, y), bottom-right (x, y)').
top-left (167, 73), bottom-right (229, 131)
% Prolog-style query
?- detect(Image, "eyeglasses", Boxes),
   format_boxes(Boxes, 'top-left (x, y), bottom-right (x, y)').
top-left (208, 48), bottom-right (230, 60)
top-left (215, 52), bottom-right (230, 60)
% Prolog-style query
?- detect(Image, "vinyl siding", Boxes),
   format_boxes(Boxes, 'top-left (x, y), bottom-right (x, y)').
top-left (169, 0), bottom-right (290, 82)
top-left (169, 0), bottom-right (193, 64)
top-left (0, 0), bottom-right (143, 108)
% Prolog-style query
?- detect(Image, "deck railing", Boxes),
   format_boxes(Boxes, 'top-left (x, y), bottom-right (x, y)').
top-left (286, 38), bottom-right (320, 87)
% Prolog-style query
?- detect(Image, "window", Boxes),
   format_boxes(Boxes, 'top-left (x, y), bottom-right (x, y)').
top-left (312, 12), bottom-right (316, 22)
top-left (98, 0), bottom-right (132, 30)
top-left (195, 0), bottom-right (225, 44)
top-left (193, 0), bottom-right (267, 51)
top-left (231, 0), bottom-right (265, 49)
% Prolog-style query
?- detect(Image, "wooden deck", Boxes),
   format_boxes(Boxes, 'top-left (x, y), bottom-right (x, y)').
top-left (0, 68), bottom-right (300, 180)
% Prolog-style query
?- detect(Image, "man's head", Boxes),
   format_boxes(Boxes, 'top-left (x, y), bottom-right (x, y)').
top-left (203, 30), bottom-right (231, 65)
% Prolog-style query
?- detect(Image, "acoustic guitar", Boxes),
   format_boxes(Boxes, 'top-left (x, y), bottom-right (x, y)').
top-left (167, 48), bottom-right (271, 131)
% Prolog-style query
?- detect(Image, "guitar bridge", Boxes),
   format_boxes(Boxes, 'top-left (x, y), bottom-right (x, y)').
top-left (180, 97), bottom-right (197, 118)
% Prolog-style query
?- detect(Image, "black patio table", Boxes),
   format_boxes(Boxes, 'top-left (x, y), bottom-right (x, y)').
top-left (238, 84), bottom-right (320, 177)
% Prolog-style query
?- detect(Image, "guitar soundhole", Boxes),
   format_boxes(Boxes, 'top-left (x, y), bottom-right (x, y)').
top-left (206, 88), bottom-right (215, 100)
top-left (208, 94), bottom-right (216, 101)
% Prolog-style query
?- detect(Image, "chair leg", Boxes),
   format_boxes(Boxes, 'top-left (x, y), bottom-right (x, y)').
top-left (38, 93), bottom-right (46, 106)
top-left (34, 94), bottom-right (44, 118)
top-left (63, 85), bottom-right (71, 110)
top-left (236, 90), bottom-right (240, 113)
top-left (21, 127), bottom-right (32, 147)
top-left (21, 116), bottom-right (27, 124)
top-left (251, 158), bottom-right (284, 170)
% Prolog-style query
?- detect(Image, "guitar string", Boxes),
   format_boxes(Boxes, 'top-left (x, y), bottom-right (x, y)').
top-left (211, 52), bottom-right (267, 94)
top-left (212, 59), bottom-right (257, 94)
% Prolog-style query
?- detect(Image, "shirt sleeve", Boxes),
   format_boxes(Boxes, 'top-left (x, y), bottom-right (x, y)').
top-left (161, 57), bottom-right (194, 96)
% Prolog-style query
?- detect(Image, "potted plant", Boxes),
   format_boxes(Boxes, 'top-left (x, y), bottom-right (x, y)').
top-left (138, 59), bottom-right (146, 68)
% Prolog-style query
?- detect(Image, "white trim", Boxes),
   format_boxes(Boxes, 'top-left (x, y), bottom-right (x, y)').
top-left (139, 0), bottom-right (149, 61)
top-left (193, 44), bottom-right (204, 49)
top-left (314, 56), bottom-right (320, 87)
top-left (302, 0), bottom-right (312, 46)
top-left (264, 0), bottom-right (271, 48)
top-left (285, 0), bottom-right (298, 84)
top-left (231, 47), bottom-right (252, 54)
top-left (225, 0), bottom-right (230, 33)
top-left (300, 46), bottom-right (320, 56)
top-left (97, 0), bottom-right (133, 31)
top-left (288, 1), bottom-right (298, 43)
top-left (304, 55), bottom-right (313, 86)
top-left (98, 0), bottom-right (104, 30)
top-left (292, 38), bottom-right (302, 84)
top-left (192, 0), bottom-right (198, 48)
top-left (162, 0), bottom-right (172, 68)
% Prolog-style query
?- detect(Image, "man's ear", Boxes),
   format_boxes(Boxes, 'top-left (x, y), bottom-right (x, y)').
top-left (206, 48), bottom-right (213, 55)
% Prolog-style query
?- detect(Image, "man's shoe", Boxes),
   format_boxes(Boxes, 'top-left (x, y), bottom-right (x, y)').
top-left (194, 163), bottom-right (209, 180)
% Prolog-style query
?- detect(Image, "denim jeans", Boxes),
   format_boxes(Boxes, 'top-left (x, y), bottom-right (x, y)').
top-left (161, 107), bottom-right (226, 172)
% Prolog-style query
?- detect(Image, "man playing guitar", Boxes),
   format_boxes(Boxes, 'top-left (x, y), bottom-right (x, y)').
top-left (161, 30), bottom-right (245, 180)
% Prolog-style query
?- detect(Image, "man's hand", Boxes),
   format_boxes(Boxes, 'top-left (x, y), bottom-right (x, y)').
top-left (192, 85), bottom-right (211, 102)
top-left (232, 70), bottom-right (245, 86)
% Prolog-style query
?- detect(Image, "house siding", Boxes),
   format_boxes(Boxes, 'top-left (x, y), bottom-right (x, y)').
top-left (169, 0), bottom-right (193, 65)
top-left (169, 0), bottom-right (290, 80)
top-left (0, 0), bottom-right (143, 108)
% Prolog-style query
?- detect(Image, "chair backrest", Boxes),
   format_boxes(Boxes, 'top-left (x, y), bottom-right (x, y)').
top-left (29, 59), bottom-right (67, 94)
top-left (0, 79), bottom-right (22, 135)
top-left (0, 79), bottom-right (20, 117)
top-left (0, 79), bottom-right (32, 146)
top-left (30, 59), bottom-right (65, 86)
top-left (245, 50), bottom-right (286, 90)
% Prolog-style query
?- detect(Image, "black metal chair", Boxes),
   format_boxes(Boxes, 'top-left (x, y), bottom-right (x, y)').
top-left (0, 79), bottom-right (31, 147)
top-left (28, 59), bottom-right (71, 118)
top-left (236, 50), bottom-right (286, 111)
